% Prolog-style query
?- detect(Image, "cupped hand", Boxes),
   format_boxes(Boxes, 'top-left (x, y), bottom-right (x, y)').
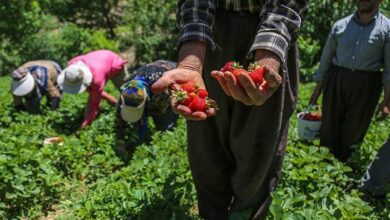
top-left (211, 65), bottom-right (282, 105)
top-left (151, 68), bottom-right (217, 120)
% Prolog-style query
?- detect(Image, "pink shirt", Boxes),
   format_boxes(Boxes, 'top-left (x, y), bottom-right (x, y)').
top-left (68, 50), bottom-right (127, 125)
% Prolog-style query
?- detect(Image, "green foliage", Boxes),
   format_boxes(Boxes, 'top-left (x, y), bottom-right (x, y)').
top-left (297, 36), bottom-right (321, 82)
top-left (0, 0), bottom-right (43, 43)
top-left (1, 0), bottom-right (390, 219)
top-left (0, 1), bottom-right (120, 75)
top-left (0, 78), bottom-right (197, 219)
top-left (0, 0), bottom-right (45, 73)
top-left (41, 0), bottom-right (124, 38)
top-left (268, 83), bottom-right (390, 220)
top-left (67, 125), bottom-right (197, 219)
top-left (1, 80), bottom-right (389, 219)
top-left (301, 1), bottom-right (355, 48)
top-left (116, 0), bottom-right (179, 66)
top-left (1, 21), bottom-right (119, 74)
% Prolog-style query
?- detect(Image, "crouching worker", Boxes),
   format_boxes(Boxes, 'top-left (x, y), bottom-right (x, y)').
top-left (57, 50), bottom-right (128, 129)
top-left (114, 60), bottom-right (178, 161)
top-left (11, 60), bottom-right (62, 114)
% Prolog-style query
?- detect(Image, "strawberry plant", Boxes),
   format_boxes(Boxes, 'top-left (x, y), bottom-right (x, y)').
top-left (0, 80), bottom-right (389, 219)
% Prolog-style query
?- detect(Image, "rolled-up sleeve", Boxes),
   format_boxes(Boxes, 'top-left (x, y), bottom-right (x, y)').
top-left (177, 0), bottom-right (216, 49)
top-left (382, 30), bottom-right (390, 85)
top-left (313, 25), bottom-right (337, 81)
top-left (249, 0), bottom-right (308, 62)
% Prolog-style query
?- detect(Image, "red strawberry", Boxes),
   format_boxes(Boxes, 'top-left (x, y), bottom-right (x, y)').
top-left (220, 61), bottom-right (242, 72)
top-left (232, 68), bottom-right (248, 86)
top-left (188, 95), bottom-right (206, 112)
top-left (303, 112), bottom-right (321, 121)
top-left (249, 67), bottom-right (264, 85)
top-left (197, 88), bottom-right (208, 98)
top-left (182, 92), bottom-right (197, 105)
top-left (173, 90), bottom-right (195, 106)
top-left (181, 81), bottom-right (199, 93)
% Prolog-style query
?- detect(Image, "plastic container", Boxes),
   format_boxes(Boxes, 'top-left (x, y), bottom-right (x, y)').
top-left (43, 137), bottom-right (64, 145)
top-left (297, 112), bottom-right (321, 141)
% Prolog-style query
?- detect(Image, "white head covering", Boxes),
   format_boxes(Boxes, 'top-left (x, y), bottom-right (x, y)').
top-left (57, 61), bottom-right (93, 94)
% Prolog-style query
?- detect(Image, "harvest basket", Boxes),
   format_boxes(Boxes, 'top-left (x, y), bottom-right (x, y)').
top-left (297, 112), bottom-right (321, 141)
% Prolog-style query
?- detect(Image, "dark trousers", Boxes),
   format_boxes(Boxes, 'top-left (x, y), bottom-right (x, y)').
top-left (320, 66), bottom-right (382, 161)
top-left (187, 9), bottom-right (299, 220)
top-left (359, 134), bottom-right (390, 196)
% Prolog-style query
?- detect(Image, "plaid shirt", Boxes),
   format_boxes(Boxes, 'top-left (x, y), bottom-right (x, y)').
top-left (178, 0), bottom-right (308, 61)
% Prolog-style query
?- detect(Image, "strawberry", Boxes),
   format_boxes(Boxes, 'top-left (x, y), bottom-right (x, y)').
top-left (197, 88), bottom-right (208, 98)
top-left (188, 95), bottom-right (206, 112)
top-left (181, 81), bottom-right (199, 93)
top-left (172, 82), bottom-right (218, 113)
top-left (172, 90), bottom-right (195, 106)
top-left (248, 66), bottom-right (264, 85)
top-left (182, 92), bottom-right (197, 106)
top-left (232, 68), bottom-right (248, 86)
top-left (303, 112), bottom-right (322, 121)
top-left (220, 61), bottom-right (242, 72)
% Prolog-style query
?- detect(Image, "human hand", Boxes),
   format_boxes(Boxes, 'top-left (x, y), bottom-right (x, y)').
top-left (80, 121), bottom-right (89, 129)
top-left (375, 101), bottom-right (390, 121)
top-left (211, 64), bottom-right (282, 106)
top-left (152, 68), bottom-right (217, 120)
top-left (102, 91), bottom-right (118, 107)
top-left (308, 81), bottom-right (323, 106)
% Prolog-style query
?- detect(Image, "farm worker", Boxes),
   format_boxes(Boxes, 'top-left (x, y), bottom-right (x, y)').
top-left (308, 0), bottom-right (390, 161)
top-left (358, 134), bottom-right (390, 198)
top-left (114, 60), bottom-right (178, 161)
top-left (151, 0), bottom-right (308, 219)
top-left (57, 50), bottom-right (128, 129)
top-left (11, 60), bottom-right (62, 114)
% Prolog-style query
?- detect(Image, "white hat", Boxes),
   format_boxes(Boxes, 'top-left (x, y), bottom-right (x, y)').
top-left (57, 61), bottom-right (93, 94)
top-left (120, 80), bottom-right (148, 123)
top-left (12, 72), bottom-right (36, 96)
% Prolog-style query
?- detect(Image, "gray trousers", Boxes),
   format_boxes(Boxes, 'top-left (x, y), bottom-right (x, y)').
top-left (187, 9), bottom-right (299, 220)
top-left (359, 135), bottom-right (390, 196)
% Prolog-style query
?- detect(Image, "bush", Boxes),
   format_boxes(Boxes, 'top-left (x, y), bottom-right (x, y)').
top-left (116, 0), bottom-right (179, 65)
top-left (297, 36), bottom-right (321, 83)
top-left (8, 21), bottom-right (119, 73)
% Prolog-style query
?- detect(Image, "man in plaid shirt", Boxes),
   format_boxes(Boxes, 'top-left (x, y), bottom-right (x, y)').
top-left (152, 0), bottom-right (308, 219)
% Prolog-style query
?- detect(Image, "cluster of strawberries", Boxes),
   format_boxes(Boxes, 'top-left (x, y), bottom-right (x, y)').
top-left (172, 81), bottom-right (218, 112)
top-left (220, 61), bottom-right (268, 89)
top-left (172, 61), bottom-right (269, 113)
top-left (302, 112), bottom-right (322, 121)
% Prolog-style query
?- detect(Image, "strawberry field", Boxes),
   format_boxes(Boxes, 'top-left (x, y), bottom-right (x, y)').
top-left (0, 76), bottom-right (389, 219)
top-left (1, 0), bottom-right (390, 219)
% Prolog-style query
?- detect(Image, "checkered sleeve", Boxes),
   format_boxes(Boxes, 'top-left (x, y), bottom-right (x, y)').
top-left (249, 0), bottom-right (308, 61)
top-left (177, 0), bottom-right (216, 49)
